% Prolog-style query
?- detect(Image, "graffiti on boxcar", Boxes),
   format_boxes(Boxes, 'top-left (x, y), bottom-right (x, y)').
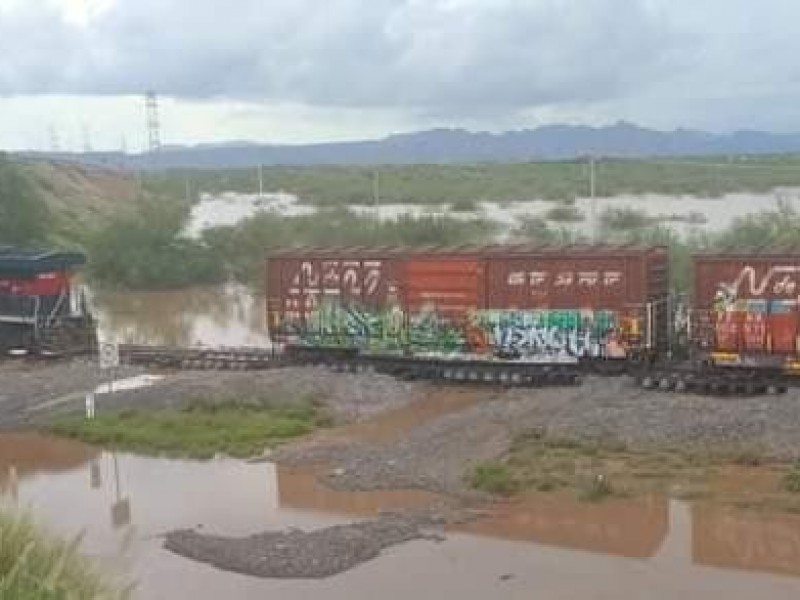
top-left (724, 265), bottom-right (800, 301)
top-left (277, 301), bottom-right (635, 358)
top-left (476, 310), bottom-right (628, 359)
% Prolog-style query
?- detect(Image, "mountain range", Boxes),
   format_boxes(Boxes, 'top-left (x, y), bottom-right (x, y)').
top-left (20, 121), bottom-right (800, 169)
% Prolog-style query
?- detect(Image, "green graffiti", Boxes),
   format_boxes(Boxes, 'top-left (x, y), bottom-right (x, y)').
top-left (279, 302), bottom-right (625, 358)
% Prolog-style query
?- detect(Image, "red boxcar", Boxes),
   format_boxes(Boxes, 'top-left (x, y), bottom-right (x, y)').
top-left (267, 244), bottom-right (669, 361)
top-left (691, 252), bottom-right (800, 369)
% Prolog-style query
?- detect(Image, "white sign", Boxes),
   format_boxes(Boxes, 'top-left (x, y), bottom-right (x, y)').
top-left (99, 342), bottom-right (120, 369)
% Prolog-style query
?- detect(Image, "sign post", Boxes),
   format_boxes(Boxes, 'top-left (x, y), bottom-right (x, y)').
top-left (94, 342), bottom-right (120, 418)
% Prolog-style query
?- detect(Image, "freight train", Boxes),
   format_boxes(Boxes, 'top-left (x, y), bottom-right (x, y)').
top-left (0, 247), bottom-right (96, 355)
top-left (266, 244), bottom-right (800, 394)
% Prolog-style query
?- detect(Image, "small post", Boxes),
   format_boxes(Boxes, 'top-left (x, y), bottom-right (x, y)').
top-left (258, 164), bottom-right (264, 198)
top-left (85, 393), bottom-right (96, 419)
top-left (372, 171), bottom-right (381, 221)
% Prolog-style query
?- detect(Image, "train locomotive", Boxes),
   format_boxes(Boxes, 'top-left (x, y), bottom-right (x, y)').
top-left (0, 247), bottom-right (96, 355)
top-left (266, 244), bottom-right (800, 394)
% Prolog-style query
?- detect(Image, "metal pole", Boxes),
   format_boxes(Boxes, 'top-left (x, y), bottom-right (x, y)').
top-left (372, 171), bottom-right (380, 211)
top-left (589, 156), bottom-right (597, 243)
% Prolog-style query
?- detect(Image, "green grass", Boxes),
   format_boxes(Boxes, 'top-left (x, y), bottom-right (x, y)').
top-left (484, 430), bottom-right (800, 509)
top-left (49, 397), bottom-right (327, 459)
top-left (0, 511), bottom-right (124, 599)
top-left (467, 461), bottom-right (518, 496)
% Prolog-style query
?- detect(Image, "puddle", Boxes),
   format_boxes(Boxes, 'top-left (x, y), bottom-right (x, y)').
top-left (2, 432), bottom-right (800, 599)
top-left (94, 374), bottom-right (164, 395)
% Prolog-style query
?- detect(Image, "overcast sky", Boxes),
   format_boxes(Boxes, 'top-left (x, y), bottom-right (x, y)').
top-left (0, 0), bottom-right (798, 151)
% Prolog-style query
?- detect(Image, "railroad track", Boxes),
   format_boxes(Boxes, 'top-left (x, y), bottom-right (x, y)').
top-left (118, 343), bottom-right (582, 388)
top-left (119, 344), bottom-right (279, 370)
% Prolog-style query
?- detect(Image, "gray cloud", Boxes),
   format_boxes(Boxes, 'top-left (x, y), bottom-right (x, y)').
top-left (1, 0), bottom-right (799, 130)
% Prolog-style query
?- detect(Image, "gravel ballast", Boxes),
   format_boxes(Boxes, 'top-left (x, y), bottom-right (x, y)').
top-left (0, 361), bottom-right (422, 428)
top-left (164, 516), bottom-right (441, 579)
top-left (278, 375), bottom-right (800, 496)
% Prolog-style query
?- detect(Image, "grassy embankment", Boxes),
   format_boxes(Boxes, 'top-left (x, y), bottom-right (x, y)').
top-left (468, 431), bottom-right (800, 511)
top-left (0, 511), bottom-right (124, 599)
top-left (49, 395), bottom-right (330, 459)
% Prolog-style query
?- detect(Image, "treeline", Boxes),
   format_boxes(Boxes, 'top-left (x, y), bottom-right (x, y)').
top-left (144, 156), bottom-right (800, 207)
top-left (85, 200), bottom-right (224, 289)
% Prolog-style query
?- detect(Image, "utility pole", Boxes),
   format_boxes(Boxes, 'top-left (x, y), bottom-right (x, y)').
top-left (372, 171), bottom-right (381, 212)
top-left (589, 156), bottom-right (597, 243)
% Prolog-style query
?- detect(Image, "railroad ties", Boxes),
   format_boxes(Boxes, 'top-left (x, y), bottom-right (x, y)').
top-left (120, 344), bottom-right (582, 388)
top-left (119, 345), bottom-right (277, 370)
top-left (285, 347), bottom-right (582, 388)
top-left (635, 368), bottom-right (789, 397)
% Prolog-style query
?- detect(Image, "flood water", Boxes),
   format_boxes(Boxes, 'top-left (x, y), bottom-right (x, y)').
top-left (91, 283), bottom-right (269, 348)
top-left (185, 188), bottom-right (800, 241)
top-left (3, 433), bottom-right (800, 599)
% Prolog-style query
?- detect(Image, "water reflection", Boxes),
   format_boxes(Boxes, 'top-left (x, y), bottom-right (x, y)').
top-left (693, 505), bottom-right (800, 578)
top-left (3, 433), bottom-right (800, 587)
top-left (0, 433), bottom-right (99, 496)
top-left (456, 494), bottom-right (669, 559)
top-left (91, 283), bottom-right (269, 348)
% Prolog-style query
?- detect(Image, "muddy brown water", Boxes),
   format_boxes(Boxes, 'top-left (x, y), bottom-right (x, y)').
top-left (2, 434), bottom-right (800, 598)
top-left (91, 284), bottom-right (269, 348)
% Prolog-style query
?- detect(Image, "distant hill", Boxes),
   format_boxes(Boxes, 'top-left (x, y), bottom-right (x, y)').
top-left (19, 121), bottom-right (800, 170)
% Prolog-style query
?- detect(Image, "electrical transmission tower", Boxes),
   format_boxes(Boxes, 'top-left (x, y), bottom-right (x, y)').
top-left (144, 90), bottom-right (161, 153)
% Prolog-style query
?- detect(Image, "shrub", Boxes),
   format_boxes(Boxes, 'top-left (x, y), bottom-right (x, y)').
top-left (578, 474), bottom-right (614, 502)
top-left (449, 198), bottom-right (479, 212)
top-left (468, 461), bottom-right (517, 495)
top-left (784, 466), bottom-right (800, 493)
top-left (599, 206), bottom-right (651, 231)
top-left (544, 203), bottom-right (583, 222)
